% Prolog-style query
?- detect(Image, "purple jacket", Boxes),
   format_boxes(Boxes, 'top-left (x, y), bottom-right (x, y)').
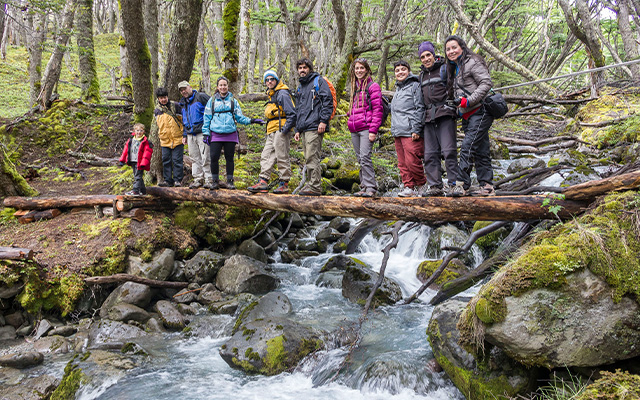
top-left (347, 77), bottom-right (383, 134)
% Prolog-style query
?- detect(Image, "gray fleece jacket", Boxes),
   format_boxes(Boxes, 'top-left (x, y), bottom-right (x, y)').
top-left (390, 74), bottom-right (425, 138)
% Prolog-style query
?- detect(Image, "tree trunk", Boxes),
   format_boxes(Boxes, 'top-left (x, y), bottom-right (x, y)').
top-left (0, 3), bottom-right (7, 57)
top-left (38, 1), bottom-right (76, 110)
top-left (148, 112), bottom-right (163, 183)
top-left (197, 17), bottom-right (211, 94)
top-left (163, 0), bottom-right (203, 100)
top-left (445, 0), bottom-right (556, 96)
top-left (143, 0), bottom-right (159, 91)
top-left (117, 5), bottom-right (132, 97)
top-left (26, 12), bottom-right (47, 106)
top-left (246, 1), bottom-right (259, 92)
top-left (236, 0), bottom-right (250, 92)
top-left (0, 247), bottom-right (34, 260)
top-left (222, 0), bottom-right (240, 94)
top-left (3, 194), bottom-right (173, 211)
top-left (120, 0), bottom-right (154, 127)
top-left (76, 0), bottom-right (101, 102)
top-left (614, 0), bottom-right (640, 78)
top-left (0, 149), bottom-right (38, 199)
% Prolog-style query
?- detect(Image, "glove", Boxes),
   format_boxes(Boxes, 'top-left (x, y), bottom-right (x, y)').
top-left (119, 162), bottom-right (125, 167)
top-left (251, 118), bottom-right (266, 125)
top-left (446, 98), bottom-right (466, 108)
top-left (203, 134), bottom-right (212, 145)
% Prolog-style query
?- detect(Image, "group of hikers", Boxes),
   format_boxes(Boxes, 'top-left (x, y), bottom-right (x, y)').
top-left (120, 35), bottom-right (497, 198)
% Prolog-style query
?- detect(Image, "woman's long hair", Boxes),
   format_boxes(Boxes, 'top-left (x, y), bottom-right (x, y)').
top-left (349, 58), bottom-right (372, 113)
top-left (444, 35), bottom-right (488, 98)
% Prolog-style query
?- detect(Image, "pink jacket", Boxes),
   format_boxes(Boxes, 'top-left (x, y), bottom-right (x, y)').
top-left (347, 77), bottom-right (383, 134)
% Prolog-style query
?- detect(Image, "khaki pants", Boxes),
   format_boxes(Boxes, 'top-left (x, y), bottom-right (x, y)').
top-left (302, 130), bottom-right (324, 192)
top-left (187, 133), bottom-right (212, 184)
top-left (259, 130), bottom-right (291, 182)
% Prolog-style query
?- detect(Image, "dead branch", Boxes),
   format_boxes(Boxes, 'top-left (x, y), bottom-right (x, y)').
top-left (0, 246), bottom-right (34, 260)
top-left (67, 150), bottom-right (120, 166)
top-left (84, 273), bottom-right (188, 288)
top-left (495, 165), bottom-right (562, 189)
top-left (508, 140), bottom-right (576, 154)
top-left (578, 115), bottom-right (636, 127)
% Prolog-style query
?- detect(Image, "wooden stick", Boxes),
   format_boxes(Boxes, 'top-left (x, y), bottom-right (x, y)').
top-left (84, 273), bottom-right (188, 288)
top-left (0, 247), bottom-right (34, 260)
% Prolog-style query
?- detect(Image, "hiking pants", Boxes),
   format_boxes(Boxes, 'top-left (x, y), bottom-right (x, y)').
top-left (187, 133), bottom-right (213, 184)
top-left (351, 129), bottom-right (377, 190)
top-left (161, 145), bottom-right (184, 186)
top-left (459, 107), bottom-right (494, 189)
top-left (259, 130), bottom-right (291, 182)
top-left (301, 130), bottom-right (324, 192)
top-left (394, 136), bottom-right (426, 189)
top-left (423, 117), bottom-right (460, 187)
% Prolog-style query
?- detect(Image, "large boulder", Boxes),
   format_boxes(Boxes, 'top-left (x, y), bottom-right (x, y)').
top-left (320, 254), bottom-right (366, 272)
top-left (341, 263), bottom-right (402, 307)
top-left (219, 317), bottom-right (323, 376)
top-left (105, 303), bottom-right (151, 323)
top-left (99, 282), bottom-right (152, 319)
top-left (153, 300), bottom-right (186, 330)
top-left (127, 248), bottom-right (175, 280)
top-left (328, 217), bottom-right (351, 233)
top-left (280, 250), bottom-right (319, 264)
top-left (483, 269), bottom-right (640, 368)
top-left (0, 283), bottom-right (23, 299)
top-left (232, 292), bottom-right (292, 334)
top-left (88, 320), bottom-right (148, 347)
top-left (237, 239), bottom-right (268, 263)
top-left (427, 298), bottom-right (539, 400)
top-left (0, 352), bottom-right (44, 369)
top-left (0, 375), bottom-right (58, 400)
top-left (506, 157), bottom-right (545, 174)
top-left (0, 325), bottom-right (16, 340)
top-left (216, 255), bottom-right (278, 295)
top-left (428, 224), bottom-right (475, 266)
top-left (416, 258), bottom-right (468, 290)
top-left (183, 250), bottom-right (226, 284)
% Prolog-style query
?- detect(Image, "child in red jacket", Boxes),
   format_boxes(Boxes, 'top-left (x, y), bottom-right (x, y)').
top-left (119, 123), bottom-right (153, 196)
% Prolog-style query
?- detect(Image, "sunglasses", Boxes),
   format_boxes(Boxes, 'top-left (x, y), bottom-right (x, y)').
top-left (265, 77), bottom-right (277, 82)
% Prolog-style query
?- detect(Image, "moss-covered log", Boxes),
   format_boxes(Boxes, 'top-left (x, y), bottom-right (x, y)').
top-left (0, 145), bottom-right (38, 198)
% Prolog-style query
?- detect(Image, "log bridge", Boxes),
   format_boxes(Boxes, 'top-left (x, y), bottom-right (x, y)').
top-left (3, 170), bottom-right (639, 223)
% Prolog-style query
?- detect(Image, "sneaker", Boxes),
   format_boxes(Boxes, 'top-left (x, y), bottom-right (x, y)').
top-left (174, 182), bottom-right (182, 187)
top-left (299, 188), bottom-right (321, 196)
top-left (248, 178), bottom-right (269, 193)
top-left (272, 181), bottom-right (289, 194)
top-left (422, 185), bottom-right (444, 197)
top-left (158, 182), bottom-right (171, 187)
top-left (398, 186), bottom-right (416, 197)
top-left (189, 181), bottom-right (203, 189)
top-left (125, 190), bottom-right (141, 196)
top-left (203, 181), bottom-right (219, 190)
top-left (474, 183), bottom-right (495, 197)
top-left (446, 182), bottom-right (466, 197)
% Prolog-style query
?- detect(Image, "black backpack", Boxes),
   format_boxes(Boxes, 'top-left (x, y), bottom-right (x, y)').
top-left (357, 82), bottom-right (391, 126)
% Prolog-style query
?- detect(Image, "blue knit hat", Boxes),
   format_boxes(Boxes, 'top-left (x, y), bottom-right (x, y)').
top-left (418, 41), bottom-right (435, 57)
top-left (263, 70), bottom-right (279, 83)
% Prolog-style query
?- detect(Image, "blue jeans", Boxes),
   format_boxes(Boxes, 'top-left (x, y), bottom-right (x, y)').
top-left (459, 108), bottom-right (494, 189)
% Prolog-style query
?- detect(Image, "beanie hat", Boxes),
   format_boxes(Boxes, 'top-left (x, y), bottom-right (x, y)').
top-left (263, 70), bottom-right (279, 83)
top-left (418, 41), bottom-right (435, 57)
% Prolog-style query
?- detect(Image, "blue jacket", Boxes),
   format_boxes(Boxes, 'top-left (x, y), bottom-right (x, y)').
top-left (202, 92), bottom-right (251, 135)
top-left (179, 90), bottom-right (210, 136)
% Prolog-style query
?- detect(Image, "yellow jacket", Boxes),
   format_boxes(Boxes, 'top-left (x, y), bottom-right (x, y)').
top-left (155, 102), bottom-right (184, 148)
top-left (264, 82), bottom-right (296, 135)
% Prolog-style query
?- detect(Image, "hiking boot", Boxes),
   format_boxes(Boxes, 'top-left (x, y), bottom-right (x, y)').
top-left (272, 181), bottom-right (289, 194)
top-left (248, 178), bottom-right (269, 193)
top-left (220, 178), bottom-right (235, 190)
top-left (361, 188), bottom-right (377, 198)
top-left (422, 185), bottom-right (444, 197)
top-left (174, 182), bottom-right (182, 187)
top-left (398, 186), bottom-right (416, 197)
top-left (158, 181), bottom-right (171, 187)
top-left (189, 180), bottom-right (203, 189)
top-left (353, 189), bottom-right (366, 197)
top-left (474, 183), bottom-right (495, 197)
top-left (445, 182), bottom-right (467, 197)
top-left (299, 188), bottom-right (321, 196)
top-left (203, 180), bottom-right (219, 190)
top-left (125, 190), bottom-right (141, 196)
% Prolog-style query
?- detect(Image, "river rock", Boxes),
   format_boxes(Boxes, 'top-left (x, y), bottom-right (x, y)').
top-left (320, 254), bottom-right (367, 272)
top-left (427, 298), bottom-right (539, 400)
top-left (127, 248), bottom-right (175, 280)
top-left (48, 325), bottom-right (77, 337)
top-left (316, 227), bottom-right (343, 243)
top-left (106, 303), bottom-right (151, 323)
top-left (560, 167), bottom-right (601, 186)
top-left (328, 217), bottom-right (351, 233)
top-left (174, 283), bottom-right (200, 303)
top-left (220, 317), bottom-right (323, 376)
top-left (33, 336), bottom-right (70, 354)
top-left (208, 293), bottom-right (257, 315)
top-left (99, 281), bottom-right (152, 319)
top-left (0, 374), bottom-right (58, 400)
top-left (237, 239), bottom-right (268, 263)
top-left (280, 250), bottom-right (319, 264)
top-left (254, 231), bottom-right (276, 249)
top-left (507, 157), bottom-right (546, 174)
top-left (0, 283), bottom-right (24, 299)
top-left (483, 269), bottom-right (640, 368)
top-left (33, 319), bottom-right (53, 340)
top-left (416, 258), bottom-right (468, 290)
top-left (427, 224), bottom-right (474, 266)
top-left (216, 255), bottom-right (278, 295)
top-left (145, 317), bottom-right (166, 333)
top-left (282, 213), bottom-right (304, 229)
top-left (153, 300), bottom-right (185, 330)
top-left (4, 311), bottom-right (24, 329)
top-left (183, 250), bottom-right (226, 284)
top-left (233, 292), bottom-right (292, 334)
top-left (197, 283), bottom-right (224, 305)
top-left (290, 238), bottom-right (319, 251)
top-left (88, 320), bottom-right (148, 347)
top-left (170, 260), bottom-right (187, 282)
top-left (0, 352), bottom-right (44, 369)
top-left (341, 264), bottom-right (402, 307)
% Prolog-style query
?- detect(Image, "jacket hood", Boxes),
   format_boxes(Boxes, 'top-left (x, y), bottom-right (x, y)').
top-left (420, 56), bottom-right (445, 73)
top-left (299, 71), bottom-right (320, 85)
top-left (396, 73), bottom-right (419, 88)
top-left (268, 81), bottom-right (290, 95)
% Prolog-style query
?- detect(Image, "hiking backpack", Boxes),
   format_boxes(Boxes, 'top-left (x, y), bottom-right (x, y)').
top-left (298, 76), bottom-right (338, 120)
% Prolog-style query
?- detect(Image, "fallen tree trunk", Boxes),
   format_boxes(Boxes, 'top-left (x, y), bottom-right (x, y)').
top-left (18, 209), bottom-right (61, 224)
top-left (3, 195), bottom-right (173, 211)
top-left (494, 135), bottom-right (579, 147)
top-left (103, 207), bottom-right (145, 221)
top-left (0, 247), bottom-right (34, 260)
top-left (84, 273), bottom-right (188, 288)
top-left (562, 169), bottom-right (640, 200)
top-left (67, 150), bottom-right (120, 166)
top-left (147, 187), bottom-right (587, 222)
top-left (508, 140), bottom-right (576, 154)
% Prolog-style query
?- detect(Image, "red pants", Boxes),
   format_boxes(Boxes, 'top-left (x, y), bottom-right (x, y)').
top-left (395, 136), bottom-right (426, 188)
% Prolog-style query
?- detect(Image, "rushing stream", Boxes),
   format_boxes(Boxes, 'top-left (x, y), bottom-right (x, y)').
top-left (74, 221), bottom-right (477, 399)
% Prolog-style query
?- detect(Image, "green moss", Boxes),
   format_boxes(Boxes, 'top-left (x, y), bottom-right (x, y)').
top-left (459, 191), bottom-right (640, 353)
top-left (417, 259), bottom-right (460, 285)
top-left (1, 147), bottom-right (38, 196)
top-left (232, 356), bottom-right (258, 373)
top-left (577, 369), bottom-right (640, 400)
top-left (261, 335), bottom-right (287, 376)
top-left (50, 358), bottom-right (86, 400)
top-left (233, 300), bottom-right (258, 333)
top-left (15, 264), bottom-right (85, 316)
top-left (472, 221), bottom-right (509, 255)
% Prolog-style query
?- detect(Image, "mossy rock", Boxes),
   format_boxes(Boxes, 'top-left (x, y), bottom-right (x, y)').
top-left (576, 369), bottom-right (640, 400)
top-left (472, 221), bottom-right (510, 256)
top-left (416, 258), bottom-right (467, 289)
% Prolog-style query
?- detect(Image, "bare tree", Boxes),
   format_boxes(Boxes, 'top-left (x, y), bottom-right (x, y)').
top-left (237, 0), bottom-right (251, 92)
top-left (76, 0), bottom-right (101, 102)
top-left (144, 0), bottom-right (159, 91)
top-left (26, 11), bottom-right (47, 106)
top-left (604, 0), bottom-right (640, 78)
